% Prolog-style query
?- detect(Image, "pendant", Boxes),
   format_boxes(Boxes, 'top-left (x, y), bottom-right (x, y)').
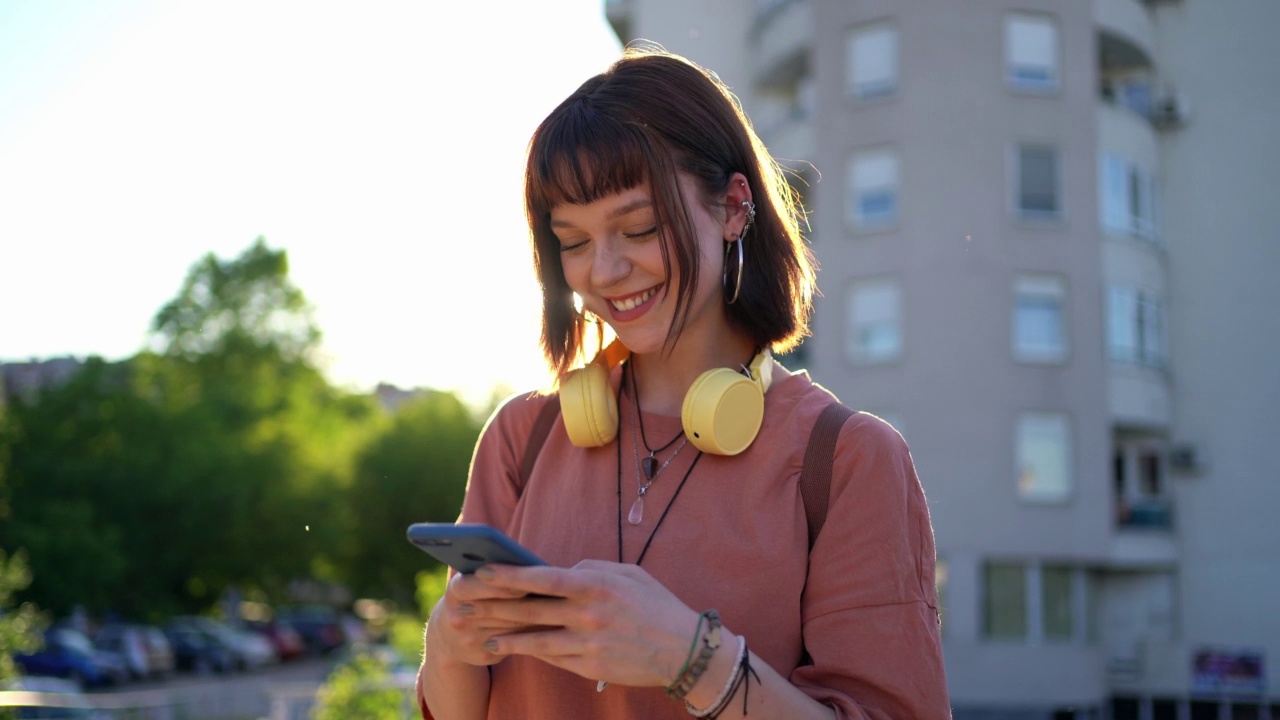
top-left (642, 454), bottom-right (657, 480)
top-left (627, 495), bottom-right (644, 525)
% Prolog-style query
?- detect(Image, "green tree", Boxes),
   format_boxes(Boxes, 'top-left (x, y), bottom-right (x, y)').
top-left (0, 549), bottom-right (47, 691)
top-left (346, 392), bottom-right (479, 603)
top-left (143, 237), bottom-right (381, 607)
top-left (2, 238), bottom-right (381, 618)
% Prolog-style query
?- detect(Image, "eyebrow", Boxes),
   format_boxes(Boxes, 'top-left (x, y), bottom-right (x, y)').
top-left (549, 198), bottom-right (653, 229)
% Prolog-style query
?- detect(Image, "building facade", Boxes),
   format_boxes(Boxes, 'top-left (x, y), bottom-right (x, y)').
top-left (603, 0), bottom-right (1280, 717)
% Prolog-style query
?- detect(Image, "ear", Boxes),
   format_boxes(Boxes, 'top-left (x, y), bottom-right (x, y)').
top-left (722, 172), bottom-right (754, 241)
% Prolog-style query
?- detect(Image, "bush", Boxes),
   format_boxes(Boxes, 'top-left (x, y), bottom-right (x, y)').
top-left (311, 652), bottom-right (408, 720)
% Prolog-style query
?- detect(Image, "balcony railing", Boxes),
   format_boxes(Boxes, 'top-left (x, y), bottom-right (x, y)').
top-left (1116, 497), bottom-right (1174, 530)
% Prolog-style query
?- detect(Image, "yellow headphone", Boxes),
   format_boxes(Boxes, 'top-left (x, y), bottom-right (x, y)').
top-left (559, 340), bottom-right (774, 456)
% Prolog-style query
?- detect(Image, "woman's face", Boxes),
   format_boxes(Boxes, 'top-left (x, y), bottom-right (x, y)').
top-left (550, 173), bottom-right (729, 357)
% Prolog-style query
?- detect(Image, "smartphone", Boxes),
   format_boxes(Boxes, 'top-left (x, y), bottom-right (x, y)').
top-left (406, 523), bottom-right (547, 574)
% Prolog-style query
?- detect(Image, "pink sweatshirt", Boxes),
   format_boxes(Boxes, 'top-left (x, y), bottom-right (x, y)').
top-left (421, 368), bottom-right (950, 719)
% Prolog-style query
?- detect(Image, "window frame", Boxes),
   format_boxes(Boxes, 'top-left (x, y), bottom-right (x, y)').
top-left (1004, 12), bottom-right (1061, 94)
top-left (846, 147), bottom-right (901, 231)
top-left (844, 277), bottom-right (904, 365)
top-left (1013, 142), bottom-right (1063, 221)
top-left (1016, 410), bottom-right (1074, 504)
top-left (1107, 285), bottom-right (1168, 368)
top-left (982, 561), bottom-right (1091, 644)
top-left (846, 21), bottom-right (900, 100)
top-left (1012, 274), bottom-right (1069, 363)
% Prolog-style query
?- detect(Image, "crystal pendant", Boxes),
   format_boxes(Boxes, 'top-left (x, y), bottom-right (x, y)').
top-left (627, 495), bottom-right (644, 525)
top-left (642, 455), bottom-right (657, 480)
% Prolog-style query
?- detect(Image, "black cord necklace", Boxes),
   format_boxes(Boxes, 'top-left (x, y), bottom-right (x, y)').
top-left (615, 363), bottom-right (705, 567)
top-left (630, 361), bottom-right (685, 479)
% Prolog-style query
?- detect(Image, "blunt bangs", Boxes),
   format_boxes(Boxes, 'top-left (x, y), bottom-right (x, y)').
top-left (527, 102), bottom-right (654, 213)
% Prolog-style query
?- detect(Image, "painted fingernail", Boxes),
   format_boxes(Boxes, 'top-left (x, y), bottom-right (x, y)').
top-left (456, 603), bottom-right (475, 617)
top-left (483, 639), bottom-right (499, 653)
top-left (476, 566), bottom-right (496, 580)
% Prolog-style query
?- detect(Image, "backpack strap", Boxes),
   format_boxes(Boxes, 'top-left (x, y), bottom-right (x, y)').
top-left (799, 403), bottom-right (856, 550)
top-left (518, 395), bottom-right (562, 491)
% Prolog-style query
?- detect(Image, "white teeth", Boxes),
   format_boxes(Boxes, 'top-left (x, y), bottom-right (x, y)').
top-left (612, 288), bottom-right (655, 312)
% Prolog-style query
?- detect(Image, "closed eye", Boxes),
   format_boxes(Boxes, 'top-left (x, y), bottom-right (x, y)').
top-left (623, 226), bottom-right (658, 240)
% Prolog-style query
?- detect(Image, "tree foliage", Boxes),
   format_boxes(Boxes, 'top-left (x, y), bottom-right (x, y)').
top-left (346, 392), bottom-right (479, 604)
top-left (1, 237), bottom-right (486, 623)
top-left (0, 549), bottom-right (46, 689)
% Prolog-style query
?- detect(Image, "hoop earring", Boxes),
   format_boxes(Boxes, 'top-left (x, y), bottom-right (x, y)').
top-left (723, 200), bottom-right (754, 305)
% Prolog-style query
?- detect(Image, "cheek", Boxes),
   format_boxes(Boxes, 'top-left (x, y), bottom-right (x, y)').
top-left (559, 255), bottom-right (589, 292)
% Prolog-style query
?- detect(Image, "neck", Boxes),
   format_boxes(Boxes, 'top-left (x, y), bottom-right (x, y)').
top-left (628, 331), bottom-right (758, 417)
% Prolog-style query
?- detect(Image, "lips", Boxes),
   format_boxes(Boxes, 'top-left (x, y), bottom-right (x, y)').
top-left (605, 285), bottom-right (660, 321)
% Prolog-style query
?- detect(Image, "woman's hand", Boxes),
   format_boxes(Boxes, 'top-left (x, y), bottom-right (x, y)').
top-left (464, 559), bottom-right (703, 688)
top-left (428, 567), bottom-right (554, 668)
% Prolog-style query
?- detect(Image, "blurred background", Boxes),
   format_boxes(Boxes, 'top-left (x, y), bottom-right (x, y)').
top-left (2, 1), bottom-right (1278, 719)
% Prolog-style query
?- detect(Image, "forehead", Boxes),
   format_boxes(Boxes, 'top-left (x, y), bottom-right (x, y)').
top-left (549, 186), bottom-right (654, 229)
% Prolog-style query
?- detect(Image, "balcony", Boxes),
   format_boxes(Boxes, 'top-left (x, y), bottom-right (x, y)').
top-left (1095, 0), bottom-right (1156, 68)
top-left (752, 0), bottom-right (812, 89)
top-left (1116, 497), bottom-right (1173, 530)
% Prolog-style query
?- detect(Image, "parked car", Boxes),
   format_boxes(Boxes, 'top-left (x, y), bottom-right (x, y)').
top-left (94, 623), bottom-right (174, 681)
top-left (166, 616), bottom-right (276, 670)
top-left (275, 606), bottom-right (345, 656)
top-left (92, 624), bottom-right (148, 681)
top-left (246, 619), bottom-right (306, 662)
top-left (139, 625), bottom-right (176, 677)
top-left (160, 622), bottom-right (234, 674)
top-left (13, 627), bottom-right (127, 689)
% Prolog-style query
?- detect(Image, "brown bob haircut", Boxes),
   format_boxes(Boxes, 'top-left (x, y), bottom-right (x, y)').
top-left (524, 46), bottom-right (817, 377)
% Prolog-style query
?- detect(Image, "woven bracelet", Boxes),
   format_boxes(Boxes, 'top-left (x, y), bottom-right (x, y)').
top-left (666, 609), bottom-right (722, 701)
top-left (685, 634), bottom-right (746, 718)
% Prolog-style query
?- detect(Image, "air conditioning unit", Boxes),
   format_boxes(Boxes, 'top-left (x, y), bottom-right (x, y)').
top-left (1169, 444), bottom-right (1201, 473)
top-left (1151, 93), bottom-right (1189, 128)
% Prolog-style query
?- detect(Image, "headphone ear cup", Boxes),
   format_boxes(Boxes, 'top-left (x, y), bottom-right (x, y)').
top-left (559, 362), bottom-right (618, 447)
top-left (680, 368), bottom-right (764, 456)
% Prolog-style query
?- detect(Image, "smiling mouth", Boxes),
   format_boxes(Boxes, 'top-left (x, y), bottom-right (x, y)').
top-left (609, 287), bottom-right (658, 312)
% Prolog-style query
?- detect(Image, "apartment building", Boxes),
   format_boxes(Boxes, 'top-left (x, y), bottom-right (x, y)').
top-left (603, 1), bottom-right (1280, 717)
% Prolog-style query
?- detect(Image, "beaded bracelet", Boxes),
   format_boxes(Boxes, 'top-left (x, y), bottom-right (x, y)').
top-left (665, 609), bottom-right (721, 700)
top-left (684, 634), bottom-right (746, 718)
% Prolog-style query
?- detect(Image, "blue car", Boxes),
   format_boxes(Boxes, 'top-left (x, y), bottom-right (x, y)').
top-left (13, 627), bottom-right (125, 689)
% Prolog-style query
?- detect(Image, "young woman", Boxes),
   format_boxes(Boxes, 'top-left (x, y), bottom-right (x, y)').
top-left (417, 48), bottom-right (950, 719)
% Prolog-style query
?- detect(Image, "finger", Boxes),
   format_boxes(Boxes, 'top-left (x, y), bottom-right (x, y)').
top-left (468, 595), bottom-right (580, 630)
top-left (484, 625), bottom-right (585, 660)
top-left (477, 564), bottom-right (598, 599)
top-left (450, 572), bottom-right (533, 602)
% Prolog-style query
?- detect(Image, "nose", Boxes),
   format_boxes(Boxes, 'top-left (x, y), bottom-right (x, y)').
top-left (590, 236), bottom-right (630, 289)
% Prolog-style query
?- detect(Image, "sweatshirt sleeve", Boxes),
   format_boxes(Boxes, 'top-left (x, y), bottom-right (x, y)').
top-left (789, 412), bottom-right (952, 719)
top-left (457, 391), bottom-right (556, 530)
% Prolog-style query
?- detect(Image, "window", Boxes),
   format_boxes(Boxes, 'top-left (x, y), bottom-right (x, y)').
top-left (984, 562), bottom-right (1027, 639)
top-left (1005, 13), bottom-right (1059, 92)
top-left (1042, 565), bottom-right (1074, 640)
top-left (846, 23), bottom-right (898, 99)
top-left (1013, 275), bottom-right (1067, 362)
top-left (1016, 144), bottom-right (1060, 218)
top-left (1100, 154), bottom-right (1160, 241)
top-left (847, 148), bottom-right (899, 228)
top-left (1113, 435), bottom-right (1173, 529)
top-left (1017, 412), bottom-right (1072, 503)
top-left (846, 278), bottom-right (902, 364)
top-left (1108, 286), bottom-right (1167, 367)
top-left (984, 562), bottom-right (1089, 642)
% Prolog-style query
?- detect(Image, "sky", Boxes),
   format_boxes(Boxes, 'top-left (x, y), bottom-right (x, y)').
top-left (0, 1), bottom-right (623, 406)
